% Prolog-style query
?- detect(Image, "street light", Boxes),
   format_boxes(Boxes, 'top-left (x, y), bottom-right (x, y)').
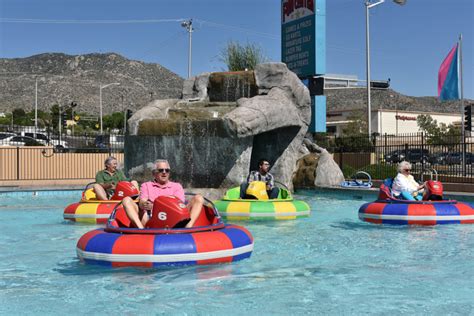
top-left (365, 0), bottom-right (406, 136)
top-left (181, 19), bottom-right (194, 78)
top-left (99, 82), bottom-right (120, 134)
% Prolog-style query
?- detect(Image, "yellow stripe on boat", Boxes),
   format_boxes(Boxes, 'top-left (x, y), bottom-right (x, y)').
top-left (226, 201), bottom-right (251, 220)
top-left (75, 203), bottom-right (100, 224)
top-left (273, 202), bottom-right (297, 220)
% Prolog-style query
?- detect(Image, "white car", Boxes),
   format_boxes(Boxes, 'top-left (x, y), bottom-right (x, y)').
top-left (0, 135), bottom-right (44, 146)
top-left (23, 132), bottom-right (68, 149)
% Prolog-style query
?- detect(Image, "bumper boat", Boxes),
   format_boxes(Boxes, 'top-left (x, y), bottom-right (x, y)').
top-left (76, 195), bottom-right (254, 267)
top-left (340, 171), bottom-right (373, 188)
top-left (64, 181), bottom-right (139, 224)
top-left (359, 179), bottom-right (474, 225)
top-left (214, 181), bottom-right (311, 220)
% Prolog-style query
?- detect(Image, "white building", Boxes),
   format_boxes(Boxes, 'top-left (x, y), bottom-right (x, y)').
top-left (327, 108), bottom-right (462, 136)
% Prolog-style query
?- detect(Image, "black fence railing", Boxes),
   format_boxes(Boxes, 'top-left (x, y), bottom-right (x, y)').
top-left (1, 125), bottom-right (473, 184)
top-left (327, 132), bottom-right (474, 184)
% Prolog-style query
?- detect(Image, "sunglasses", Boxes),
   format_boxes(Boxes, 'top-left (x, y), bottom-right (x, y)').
top-left (403, 169), bottom-right (411, 172)
top-left (157, 168), bottom-right (170, 173)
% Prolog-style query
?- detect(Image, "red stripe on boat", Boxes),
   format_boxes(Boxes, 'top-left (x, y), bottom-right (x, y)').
top-left (365, 203), bottom-right (384, 224)
top-left (97, 203), bottom-right (117, 215)
top-left (77, 229), bottom-right (103, 250)
top-left (457, 202), bottom-right (474, 224)
top-left (111, 234), bottom-right (155, 268)
top-left (194, 231), bottom-right (233, 265)
top-left (407, 204), bottom-right (436, 225)
top-left (64, 203), bottom-right (80, 215)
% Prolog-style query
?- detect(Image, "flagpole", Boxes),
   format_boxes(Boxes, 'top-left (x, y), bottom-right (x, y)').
top-left (459, 34), bottom-right (466, 175)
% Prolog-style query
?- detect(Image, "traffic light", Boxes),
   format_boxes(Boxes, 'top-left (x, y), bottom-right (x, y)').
top-left (126, 109), bottom-right (133, 120)
top-left (61, 112), bottom-right (68, 127)
top-left (465, 105), bottom-right (472, 131)
top-left (308, 77), bottom-right (324, 96)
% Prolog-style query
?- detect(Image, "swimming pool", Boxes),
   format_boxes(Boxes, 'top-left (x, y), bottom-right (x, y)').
top-left (1, 189), bottom-right (473, 315)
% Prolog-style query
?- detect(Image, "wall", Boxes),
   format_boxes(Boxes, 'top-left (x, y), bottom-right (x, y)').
top-left (0, 146), bottom-right (123, 180)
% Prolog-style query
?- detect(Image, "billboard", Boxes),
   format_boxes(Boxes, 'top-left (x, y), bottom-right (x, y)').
top-left (281, 0), bottom-right (325, 78)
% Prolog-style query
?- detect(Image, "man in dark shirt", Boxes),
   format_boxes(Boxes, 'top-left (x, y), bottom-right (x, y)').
top-left (240, 159), bottom-right (279, 199)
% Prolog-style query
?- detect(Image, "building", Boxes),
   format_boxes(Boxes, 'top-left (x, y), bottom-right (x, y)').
top-left (323, 76), bottom-right (468, 136)
top-left (327, 108), bottom-right (462, 136)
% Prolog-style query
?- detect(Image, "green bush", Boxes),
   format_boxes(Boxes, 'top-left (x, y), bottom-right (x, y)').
top-left (342, 163), bottom-right (397, 180)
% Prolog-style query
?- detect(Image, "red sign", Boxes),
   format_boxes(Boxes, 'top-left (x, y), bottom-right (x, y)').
top-left (282, 0), bottom-right (314, 23)
top-left (395, 115), bottom-right (417, 121)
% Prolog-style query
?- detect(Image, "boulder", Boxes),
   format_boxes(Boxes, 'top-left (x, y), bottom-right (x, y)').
top-left (125, 62), bottom-right (325, 190)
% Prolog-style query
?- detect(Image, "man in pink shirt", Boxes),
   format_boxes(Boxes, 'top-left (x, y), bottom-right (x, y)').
top-left (122, 159), bottom-right (204, 228)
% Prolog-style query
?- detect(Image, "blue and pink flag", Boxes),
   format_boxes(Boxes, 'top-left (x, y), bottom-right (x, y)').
top-left (438, 43), bottom-right (459, 101)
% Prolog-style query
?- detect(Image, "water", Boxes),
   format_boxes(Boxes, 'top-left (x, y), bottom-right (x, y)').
top-left (1, 190), bottom-right (473, 315)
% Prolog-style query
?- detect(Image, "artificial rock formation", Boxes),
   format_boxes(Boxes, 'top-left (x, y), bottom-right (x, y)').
top-left (126, 62), bottom-right (341, 189)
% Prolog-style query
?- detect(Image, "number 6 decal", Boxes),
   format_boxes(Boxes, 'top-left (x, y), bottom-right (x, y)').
top-left (158, 212), bottom-right (167, 221)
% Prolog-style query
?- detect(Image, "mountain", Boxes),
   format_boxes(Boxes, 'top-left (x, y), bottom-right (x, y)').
top-left (325, 87), bottom-right (469, 114)
top-left (0, 53), bottom-right (469, 117)
top-left (0, 53), bottom-right (184, 114)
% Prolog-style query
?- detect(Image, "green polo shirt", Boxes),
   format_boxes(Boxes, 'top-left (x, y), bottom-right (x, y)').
top-left (95, 169), bottom-right (129, 191)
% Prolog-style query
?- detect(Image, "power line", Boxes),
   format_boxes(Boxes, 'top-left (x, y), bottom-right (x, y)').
top-left (0, 17), bottom-right (279, 39)
top-left (0, 18), bottom-right (185, 24)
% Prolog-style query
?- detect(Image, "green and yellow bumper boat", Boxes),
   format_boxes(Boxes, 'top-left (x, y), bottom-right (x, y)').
top-left (214, 185), bottom-right (311, 220)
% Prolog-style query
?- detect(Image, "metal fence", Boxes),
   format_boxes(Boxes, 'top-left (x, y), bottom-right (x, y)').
top-left (327, 132), bottom-right (474, 183)
top-left (1, 125), bottom-right (474, 184)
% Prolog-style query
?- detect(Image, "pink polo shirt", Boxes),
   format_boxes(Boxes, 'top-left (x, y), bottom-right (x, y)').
top-left (139, 180), bottom-right (185, 202)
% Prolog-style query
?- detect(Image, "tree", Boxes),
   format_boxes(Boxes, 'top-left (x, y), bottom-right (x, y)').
top-left (337, 110), bottom-right (373, 152)
top-left (219, 41), bottom-right (267, 71)
top-left (417, 114), bottom-right (460, 147)
top-left (342, 110), bottom-right (367, 136)
top-left (12, 108), bottom-right (28, 125)
top-left (103, 112), bottom-right (124, 131)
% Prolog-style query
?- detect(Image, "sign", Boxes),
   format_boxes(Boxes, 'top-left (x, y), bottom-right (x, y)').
top-left (281, 0), bottom-right (326, 133)
top-left (282, 0), bottom-right (315, 77)
top-left (395, 115), bottom-right (417, 121)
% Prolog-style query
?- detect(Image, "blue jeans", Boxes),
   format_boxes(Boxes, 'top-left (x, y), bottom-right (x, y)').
top-left (400, 191), bottom-right (422, 201)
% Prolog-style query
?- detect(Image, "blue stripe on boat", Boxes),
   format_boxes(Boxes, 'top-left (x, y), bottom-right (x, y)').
top-left (221, 227), bottom-right (252, 249)
top-left (153, 234), bottom-right (197, 255)
top-left (85, 231), bottom-right (121, 254)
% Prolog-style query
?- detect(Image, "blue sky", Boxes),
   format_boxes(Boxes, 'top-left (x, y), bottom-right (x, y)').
top-left (0, 0), bottom-right (472, 99)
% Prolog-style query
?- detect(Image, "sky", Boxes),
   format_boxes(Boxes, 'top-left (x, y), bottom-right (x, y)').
top-left (0, 0), bottom-right (472, 99)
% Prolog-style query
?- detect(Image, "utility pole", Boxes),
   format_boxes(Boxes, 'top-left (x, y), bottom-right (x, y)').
top-left (181, 19), bottom-right (194, 78)
top-left (35, 77), bottom-right (38, 136)
top-left (121, 94), bottom-right (126, 134)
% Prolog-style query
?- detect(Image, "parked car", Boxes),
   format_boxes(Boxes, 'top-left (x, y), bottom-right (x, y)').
top-left (0, 132), bottom-right (17, 140)
top-left (23, 132), bottom-right (68, 150)
top-left (384, 148), bottom-right (430, 163)
top-left (94, 134), bottom-right (124, 149)
top-left (428, 152), bottom-right (473, 165)
top-left (0, 135), bottom-right (44, 146)
top-left (444, 152), bottom-right (473, 165)
top-left (428, 152), bottom-right (447, 165)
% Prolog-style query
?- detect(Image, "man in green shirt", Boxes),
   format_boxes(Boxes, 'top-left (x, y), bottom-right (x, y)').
top-left (92, 156), bottom-right (139, 200)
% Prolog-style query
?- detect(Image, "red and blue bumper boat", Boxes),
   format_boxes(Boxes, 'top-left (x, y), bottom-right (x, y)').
top-left (76, 195), bottom-right (254, 267)
top-left (359, 179), bottom-right (474, 225)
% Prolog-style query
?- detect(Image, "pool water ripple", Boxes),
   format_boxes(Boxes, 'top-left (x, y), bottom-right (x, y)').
top-left (1, 191), bottom-right (473, 315)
